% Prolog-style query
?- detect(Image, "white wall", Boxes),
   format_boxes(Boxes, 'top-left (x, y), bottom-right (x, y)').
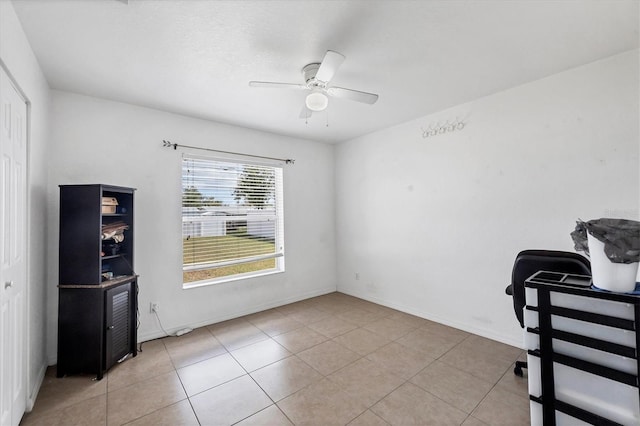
top-left (335, 50), bottom-right (640, 348)
top-left (46, 91), bottom-right (336, 360)
top-left (0, 0), bottom-right (51, 410)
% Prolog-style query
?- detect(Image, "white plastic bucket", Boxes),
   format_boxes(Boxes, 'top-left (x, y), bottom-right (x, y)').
top-left (588, 233), bottom-right (639, 292)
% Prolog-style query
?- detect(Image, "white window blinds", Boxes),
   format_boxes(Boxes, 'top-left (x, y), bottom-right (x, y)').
top-left (182, 155), bottom-right (284, 285)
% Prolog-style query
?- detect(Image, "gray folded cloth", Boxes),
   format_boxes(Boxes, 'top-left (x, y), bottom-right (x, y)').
top-left (571, 218), bottom-right (640, 264)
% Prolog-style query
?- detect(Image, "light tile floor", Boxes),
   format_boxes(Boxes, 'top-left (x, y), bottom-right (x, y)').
top-left (20, 292), bottom-right (530, 425)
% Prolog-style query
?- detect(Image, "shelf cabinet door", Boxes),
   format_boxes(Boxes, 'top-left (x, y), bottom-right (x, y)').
top-left (105, 281), bottom-right (135, 371)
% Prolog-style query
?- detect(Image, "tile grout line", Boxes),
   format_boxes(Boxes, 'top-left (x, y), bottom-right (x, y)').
top-left (27, 293), bottom-right (529, 425)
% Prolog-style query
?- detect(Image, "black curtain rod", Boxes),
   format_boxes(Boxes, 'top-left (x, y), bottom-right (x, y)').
top-left (162, 140), bottom-right (295, 164)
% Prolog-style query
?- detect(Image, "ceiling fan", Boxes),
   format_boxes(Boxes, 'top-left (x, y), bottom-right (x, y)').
top-left (249, 50), bottom-right (379, 119)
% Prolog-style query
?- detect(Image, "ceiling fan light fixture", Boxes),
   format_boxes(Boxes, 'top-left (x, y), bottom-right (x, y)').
top-left (249, 50), bottom-right (378, 118)
top-left (305, 91), bottom-right (329, 111)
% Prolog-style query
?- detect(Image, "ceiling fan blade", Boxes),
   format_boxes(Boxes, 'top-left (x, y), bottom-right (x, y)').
top-left (327, 86), bottom-right (379, 105)
top-left (315, 50), bottom-right (345, 83)
top-left (299, 105), bottom-right (313, 119)
top-left (249, 81), bottom-right (308, 90)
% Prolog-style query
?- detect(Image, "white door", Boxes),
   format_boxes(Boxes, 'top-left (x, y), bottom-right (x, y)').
top-left (0, 66), bottom-right (27, 426)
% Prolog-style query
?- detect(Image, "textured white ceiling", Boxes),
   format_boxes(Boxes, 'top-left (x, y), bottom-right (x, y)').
top-left (11, 0), bottom-right (639, 143)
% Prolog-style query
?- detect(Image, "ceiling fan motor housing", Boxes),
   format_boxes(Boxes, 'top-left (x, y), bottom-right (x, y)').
top-left (302, 63), bottom-right (323, 87)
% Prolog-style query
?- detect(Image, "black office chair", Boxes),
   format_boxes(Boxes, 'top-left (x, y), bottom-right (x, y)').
top-left (505, 250), bottom-right (591, 376)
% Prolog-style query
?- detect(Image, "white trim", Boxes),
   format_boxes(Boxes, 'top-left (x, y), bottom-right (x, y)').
top-left (0, 61), bottom-right (33, 422)
top-left (25, 363), bottom-right (46, 412)
top-left (183, 266), bottom-right (284, 289)
top-left (137, 286), bottom-right (337, 342)
top-left (338, 287), bottom-right (525, 349)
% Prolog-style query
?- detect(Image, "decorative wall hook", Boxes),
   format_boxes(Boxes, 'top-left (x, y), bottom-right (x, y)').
top-left (421, 117), bottom-right (467, 139)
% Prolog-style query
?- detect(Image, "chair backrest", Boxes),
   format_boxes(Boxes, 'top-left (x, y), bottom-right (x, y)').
top-left (511, 250), bottom-right (591, 327)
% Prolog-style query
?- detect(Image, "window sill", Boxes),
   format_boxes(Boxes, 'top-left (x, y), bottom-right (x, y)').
top-left (182, 267), bottom-right (284, 290)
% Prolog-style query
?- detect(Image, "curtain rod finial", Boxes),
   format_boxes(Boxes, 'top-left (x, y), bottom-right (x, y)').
top-left (162, 140), bottom-right (178, 150)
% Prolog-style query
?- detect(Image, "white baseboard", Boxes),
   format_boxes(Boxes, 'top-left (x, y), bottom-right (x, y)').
top-left (138, 286), bottom-right (337, 342)
top-left (26, 362), bottom-right (47, 412)
top-left (338, 288), bottom-right (524, 349)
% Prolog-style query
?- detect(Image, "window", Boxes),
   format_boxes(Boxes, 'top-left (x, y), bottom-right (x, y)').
top-left (181, 155), bottom-right (284, 287)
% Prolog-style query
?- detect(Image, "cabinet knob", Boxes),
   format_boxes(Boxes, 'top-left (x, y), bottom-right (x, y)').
top-left (4, 281), bottom-right (13, 289)
top-left (107, 325), bottom-right (115, 330)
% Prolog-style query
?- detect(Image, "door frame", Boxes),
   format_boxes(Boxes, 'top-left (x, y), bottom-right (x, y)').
top-left (0, 60), bottom-right (31, 419)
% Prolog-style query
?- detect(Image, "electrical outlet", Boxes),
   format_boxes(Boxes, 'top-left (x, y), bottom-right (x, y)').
top-left (355, 272), bottom-right (360, 280)
top-left (150, 302), bottom-right (159, 313)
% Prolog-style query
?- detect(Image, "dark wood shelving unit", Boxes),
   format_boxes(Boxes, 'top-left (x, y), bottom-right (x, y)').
top-left (57, 184), bottom-right (138, 380)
